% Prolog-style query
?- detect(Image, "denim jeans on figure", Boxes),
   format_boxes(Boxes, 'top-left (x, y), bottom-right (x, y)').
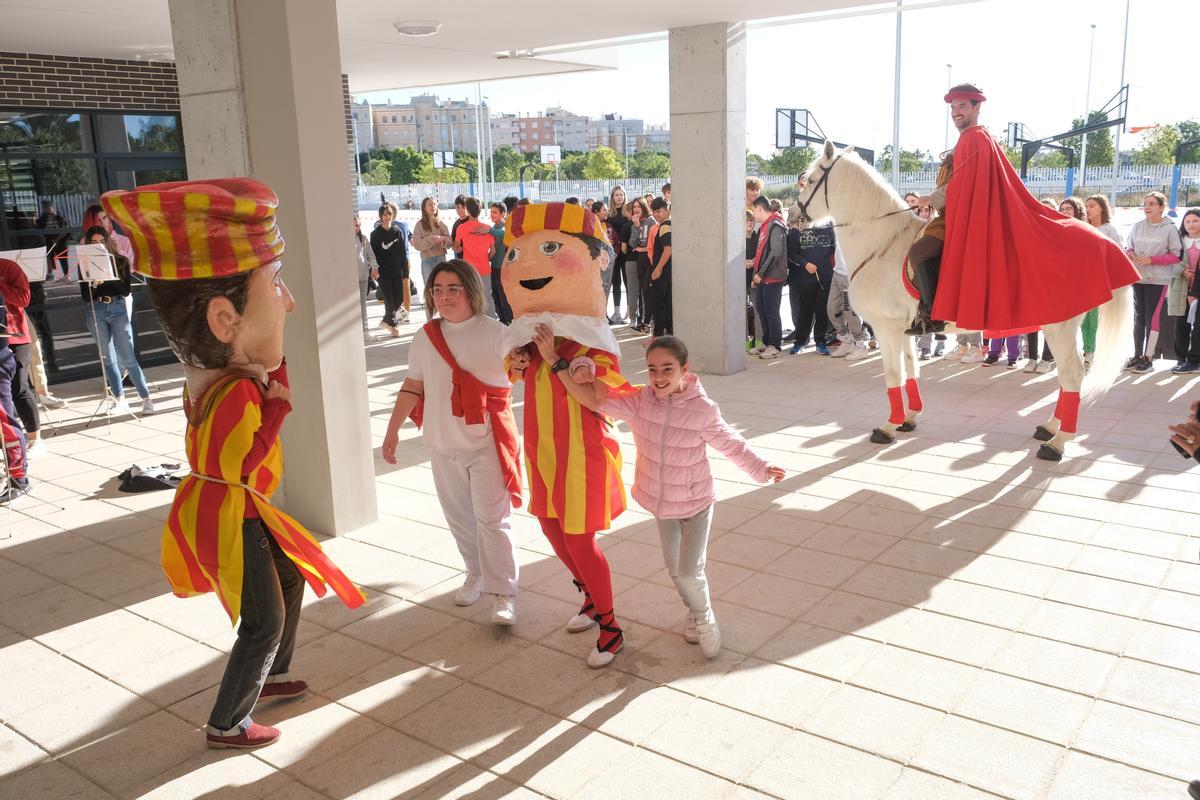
top-left (656, 505), bottom-right (715, 623)
top-left (84, 297), bottom-right (150, 399)
top-left (207, 520), bottom-right (304, 735)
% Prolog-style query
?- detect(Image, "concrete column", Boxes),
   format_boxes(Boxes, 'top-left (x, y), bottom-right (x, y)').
top-left (168, 0), bottom-right (377, 535)
top-left (668, 22), bottom-right (747, 375)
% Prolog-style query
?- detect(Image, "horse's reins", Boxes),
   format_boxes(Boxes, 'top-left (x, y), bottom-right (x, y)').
top-left (793, 148), bottom-right (976, 284)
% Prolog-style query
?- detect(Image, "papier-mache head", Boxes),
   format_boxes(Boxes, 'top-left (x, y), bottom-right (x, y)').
top-left (500, 202), bottom-right (611, 319)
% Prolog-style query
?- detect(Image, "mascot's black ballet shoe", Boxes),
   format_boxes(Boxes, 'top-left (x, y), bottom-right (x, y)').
top-left (1036, 443), bottom-right (1063, 461)
top-left (870, 428), bottom-right (895, 444)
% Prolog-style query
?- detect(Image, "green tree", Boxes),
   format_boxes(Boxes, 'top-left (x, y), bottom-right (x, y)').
top-left (766, 147), bottom-right (815, 175)
top-left (1131, 125), bottom-right (1182, 166)
top-left (875, 145), bottom-right (925, 173)
top-left (746, 153), bottom-right (769, 176)
top-left (629, 150), bottom-right (670, 179)
top-left (489, 146), bottom-right (525, 181)
top-left (363, 158), bottom-right (393, 186)
top-left (1030, 149), bottom-right (1069, 168)
top-left (1060, 111), bottom-right (1115, 168)
top-left (419, 165), bottom-right (470, 184)
top-left (1176, 120), bottom-right (1200, 163)
top-left (582, 147), bottom-right (625, 179)
top-left (1001, 143), bottom-right (1022, 169)
top-left (558, 152), bottom-right (588, 179)
top-left (388, 147), bottom-right (429, 184)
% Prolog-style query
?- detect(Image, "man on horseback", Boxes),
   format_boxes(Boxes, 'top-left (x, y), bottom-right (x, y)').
top-left (904, 83), bottom-right (1138, 339)
top-left (903, 84), bottom-right (980, 335)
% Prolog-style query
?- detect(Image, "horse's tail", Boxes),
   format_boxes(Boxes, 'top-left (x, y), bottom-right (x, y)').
top-left (1082, 283), bottom-right (1133, 405)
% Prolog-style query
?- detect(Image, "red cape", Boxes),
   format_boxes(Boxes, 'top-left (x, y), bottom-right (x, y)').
top-left (932, 126), bottom-right (1139, 332)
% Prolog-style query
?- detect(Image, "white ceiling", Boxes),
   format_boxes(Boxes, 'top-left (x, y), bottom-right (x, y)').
top-left (0, 0), bottom-right (869, 91)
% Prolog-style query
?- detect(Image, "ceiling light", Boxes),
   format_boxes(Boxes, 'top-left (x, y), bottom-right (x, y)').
top-left (394, 20), bottom-right (441, 37)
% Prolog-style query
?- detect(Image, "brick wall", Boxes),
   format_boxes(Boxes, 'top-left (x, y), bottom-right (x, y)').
top-left (0, 51), bottom-right (179, 111)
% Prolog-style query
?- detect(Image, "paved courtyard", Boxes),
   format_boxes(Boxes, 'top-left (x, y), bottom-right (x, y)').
top-left (2, 300), bottom-right (1198, 799)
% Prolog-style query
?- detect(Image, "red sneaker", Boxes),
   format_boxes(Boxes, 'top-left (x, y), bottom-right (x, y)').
top-left (206, 722), bottom-right (281, 750)
top-left (258, 680), bottom-right (308, 702)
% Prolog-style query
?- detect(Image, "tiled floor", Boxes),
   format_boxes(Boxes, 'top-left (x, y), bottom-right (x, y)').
top-left (2, 302), bottom-right (1198, 799)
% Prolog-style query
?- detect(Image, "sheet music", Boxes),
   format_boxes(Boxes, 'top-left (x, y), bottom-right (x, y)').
top-left (68, 244), bottom-right (117, 282)
top-left (0, 248), bottom-right (48, 282)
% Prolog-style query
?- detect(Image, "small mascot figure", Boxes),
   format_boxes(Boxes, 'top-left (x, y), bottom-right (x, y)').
top-left (102, 178), bottom-right (363, 750)
top-left (502, 202), bottom-right (635, 668)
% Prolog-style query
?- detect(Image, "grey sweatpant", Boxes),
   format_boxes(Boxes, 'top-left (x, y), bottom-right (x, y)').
top-left (656, 504), bottom-right (715, 624)
top-left (827, 271), bottom-right (864, 342)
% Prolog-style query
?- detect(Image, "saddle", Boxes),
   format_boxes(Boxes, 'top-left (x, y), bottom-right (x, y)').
top-left (901, 257), bottom-right (921, 301)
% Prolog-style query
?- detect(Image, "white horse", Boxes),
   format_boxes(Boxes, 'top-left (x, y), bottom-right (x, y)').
top-left (795, 141), bottom-right (1132, 461)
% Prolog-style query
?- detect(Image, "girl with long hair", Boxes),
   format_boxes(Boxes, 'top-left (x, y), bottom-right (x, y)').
top-left (410, 196), bottom-right (451, 286)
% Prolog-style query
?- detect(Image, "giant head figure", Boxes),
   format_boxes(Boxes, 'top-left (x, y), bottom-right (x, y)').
top-left (101, 178), bottom-right (294, 376)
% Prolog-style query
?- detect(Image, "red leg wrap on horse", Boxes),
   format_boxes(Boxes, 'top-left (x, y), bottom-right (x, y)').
top-left (887, 386), bottom-right (905, 425)
top-left (904, 378), bottom-right (923, 413)
top-left (1056, 390), bottom-right (1080, 434)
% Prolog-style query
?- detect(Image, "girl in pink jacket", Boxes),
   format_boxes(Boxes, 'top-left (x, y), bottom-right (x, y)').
top-left (540, 329), bottom-right (784, 658)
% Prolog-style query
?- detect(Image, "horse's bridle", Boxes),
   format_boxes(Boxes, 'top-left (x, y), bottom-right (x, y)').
top-left (793, 152), bottom-right (844, 226)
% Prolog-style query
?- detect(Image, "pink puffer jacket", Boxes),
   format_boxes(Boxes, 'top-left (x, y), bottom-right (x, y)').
top-left (601, 372), bottom-right (770, 519)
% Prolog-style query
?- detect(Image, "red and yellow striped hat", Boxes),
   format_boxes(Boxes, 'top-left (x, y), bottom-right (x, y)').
top-left (100, 177), bottom-right (285, 280)
top-left (504, 202), bottom-right (609, 247)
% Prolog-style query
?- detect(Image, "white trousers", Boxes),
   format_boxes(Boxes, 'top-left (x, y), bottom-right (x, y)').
top-left (826, 271), bottom-right (864, 342)
top-left (430, 446), bottom-right (518, 596)
top-left (656, 504), bottom-right (715, 623)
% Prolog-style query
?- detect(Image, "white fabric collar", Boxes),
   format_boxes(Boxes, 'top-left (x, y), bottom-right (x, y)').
top-left (504, 312), bottom-right (620, 356)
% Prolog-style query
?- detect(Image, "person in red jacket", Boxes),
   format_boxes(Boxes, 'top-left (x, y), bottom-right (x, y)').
top-left (906, 84), bottom-right (1138, 335)
top-left (0, 258), bottom-right (42, 459)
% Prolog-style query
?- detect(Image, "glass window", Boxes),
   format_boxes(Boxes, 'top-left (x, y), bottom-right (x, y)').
top-left (0, 157), bottom-right (99, 247)
top-left (392, 115), bottom-right (397, 123)
top-left (94, 114), bottom-right (181, 153)
top-left (0, 112), bottom-right (92, 152)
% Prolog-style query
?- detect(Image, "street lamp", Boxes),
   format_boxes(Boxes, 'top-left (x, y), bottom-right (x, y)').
top-left (943, 64), bottom-right (952, 152)
top-left (1079, 23), bottom-right (1097, 184)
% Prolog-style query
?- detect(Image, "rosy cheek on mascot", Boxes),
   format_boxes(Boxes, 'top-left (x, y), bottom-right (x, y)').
top-left (502, 202), bottom-right (636, 668)
top-left (101, 179), bottom-right (363, 750)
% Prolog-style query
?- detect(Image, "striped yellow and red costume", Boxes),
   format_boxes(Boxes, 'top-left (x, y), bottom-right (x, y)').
top-left (522, 339), bottom-right (634, 534)
top-left (102, 178), bottom-right (364, 624)
top-left (164, 371), bottom-right (364, 622)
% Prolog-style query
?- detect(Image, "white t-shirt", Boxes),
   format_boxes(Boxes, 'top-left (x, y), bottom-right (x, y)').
top-left (407, 315), bottom-right (510, 454)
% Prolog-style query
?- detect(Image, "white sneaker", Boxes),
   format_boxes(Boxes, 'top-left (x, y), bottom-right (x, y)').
top-left (140, 397), bottom-right (157, 415)
top-left (1023, 359), bottom-right (1039, 373)
top-left (377, 320), bottom-right (391, 332)
top-left (943, 345), bottom-right (965, 362)
top-left (758, 346), bottom-right (782, 360)
top-left (41, 394), bottom-right (67, 409)
top-left (109, 397), bottom-right (131, 416)
top-left (1035, 359), bottom-right (1055, 374)
top-left (454, 574), bottom-right (482, 606)
top-left (491, 595), bottom-right (516, 626)
top-left (397, 309), bottom-right (410, 324)
top-left (684, 615), bottom-right (699, 644)
top-left (696, 618), bottom-right (722, 659)
top-left (830, 340), bottom-right (855, 358)
top-left (26, 437), bottom-right (47, 460)
top-left (960, 347), bottom-right (985, 364)
top-left (845, 344), bottom-right (870, 361)
top-left (749, 344), bottom-right (767, 355)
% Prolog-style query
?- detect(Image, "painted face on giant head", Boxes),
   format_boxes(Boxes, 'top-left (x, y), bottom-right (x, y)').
top-left (501, 203), bottom-right (611, 319)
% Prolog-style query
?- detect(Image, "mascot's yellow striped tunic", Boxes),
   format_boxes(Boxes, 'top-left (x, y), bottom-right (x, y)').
top-left (164, 370), bottom-right (363, 623)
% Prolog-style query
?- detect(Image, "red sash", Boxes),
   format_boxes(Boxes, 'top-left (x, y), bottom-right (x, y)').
top-left (410, 320), bottom-right (523, 508)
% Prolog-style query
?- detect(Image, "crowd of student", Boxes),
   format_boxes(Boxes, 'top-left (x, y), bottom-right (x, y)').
top-left (357, 185), bottom-right (676, 339)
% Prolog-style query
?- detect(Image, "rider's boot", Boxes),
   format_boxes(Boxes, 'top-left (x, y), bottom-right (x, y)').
top-left (904, 259), bottom-right (946, 336)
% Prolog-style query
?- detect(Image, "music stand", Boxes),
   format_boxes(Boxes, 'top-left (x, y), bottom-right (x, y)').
top-left (69, 245), bottom-right (138, 429)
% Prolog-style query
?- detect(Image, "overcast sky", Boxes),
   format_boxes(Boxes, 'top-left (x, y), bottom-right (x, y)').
top-left (355, 0), bottom-right (1186, 159)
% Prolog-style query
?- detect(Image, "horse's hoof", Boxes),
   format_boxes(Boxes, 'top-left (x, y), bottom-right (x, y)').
top-left (1033, 425), bottom-right (1054, 442)
top-left (898, 421), bottom-right (917, 433)
top-left (1036, 443), bottom-right (1063, 461)
top-left (870, 428), bottom-right (895, 444)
